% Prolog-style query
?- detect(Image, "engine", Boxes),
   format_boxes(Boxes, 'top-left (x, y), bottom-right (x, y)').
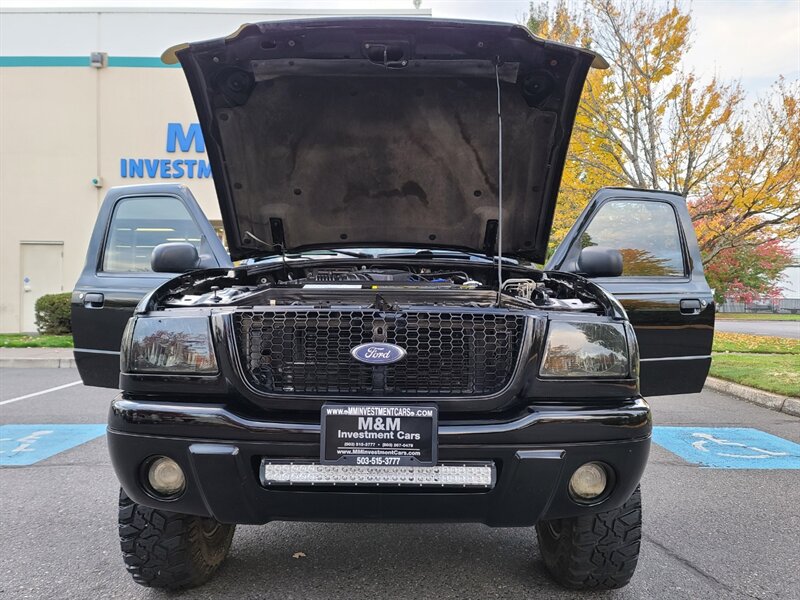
top-left (277, 267), bottom-right (478, 287)
top-left (160, 264), bottom-right (606, 315)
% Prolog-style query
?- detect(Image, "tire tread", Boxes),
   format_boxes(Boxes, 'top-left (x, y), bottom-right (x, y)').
top-left (537, 486), bottom-right (642, 590)
top-left (117, 489), bottom-right (234, 590)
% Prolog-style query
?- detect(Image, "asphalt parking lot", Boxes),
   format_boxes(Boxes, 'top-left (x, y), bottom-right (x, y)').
top-left (715, 319), bottom-right (800, 339)
top-left (1, 368), bottom-right (798, 600)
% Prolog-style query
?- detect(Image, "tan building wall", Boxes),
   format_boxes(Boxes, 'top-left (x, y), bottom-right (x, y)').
top-left (0, 65), bottom-right (218, 332)
top-left (1, 66), bottom-right (97, 332)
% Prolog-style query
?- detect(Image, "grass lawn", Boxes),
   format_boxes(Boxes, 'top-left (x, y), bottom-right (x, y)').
top-left (713, 332), bottom-right (799, 355)
top-left (0, 333), bottom-right (74, 348)
top-left (716, 312), bottom-right (800, 321)
top-left (711, 331), bottom-right (799, 397)
top-left (710, 353), bottom-right (799, 397)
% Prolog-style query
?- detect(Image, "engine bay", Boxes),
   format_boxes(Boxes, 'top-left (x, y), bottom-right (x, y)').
top-left (158, 262), bottom-right (611, 315)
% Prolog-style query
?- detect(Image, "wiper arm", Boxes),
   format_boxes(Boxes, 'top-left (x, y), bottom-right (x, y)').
top-left (285, 250), bottom-right (374, 259)
top-left (376, 249), bottom-right (516, 263)
top-left (325, 250), bottom-right (374, 259)
top-left (248, 249), bottom-right (374, 265)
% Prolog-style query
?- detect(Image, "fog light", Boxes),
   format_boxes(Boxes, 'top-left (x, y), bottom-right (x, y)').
top-left (569, 462), bottom-right (608, 500)
top-left (147, 456), bottom-right (185, 496)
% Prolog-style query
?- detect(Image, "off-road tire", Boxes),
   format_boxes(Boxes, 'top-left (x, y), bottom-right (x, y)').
top-left (536, 485), bottom-right (642, 590)
top-left (118, 489), bottom-right (235, 589)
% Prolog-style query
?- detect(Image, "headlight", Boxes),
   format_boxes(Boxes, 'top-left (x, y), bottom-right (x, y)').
top-left (122, 316), bottom-right (217, 374)
top-left (540, 321), bottom-right (631, 378)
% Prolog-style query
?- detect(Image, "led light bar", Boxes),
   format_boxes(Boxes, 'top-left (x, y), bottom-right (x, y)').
top-left (260, 461), bottom-right (495, 488)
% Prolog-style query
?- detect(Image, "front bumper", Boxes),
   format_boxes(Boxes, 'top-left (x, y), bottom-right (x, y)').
top-left (108, 397), bottom-right (651, 526)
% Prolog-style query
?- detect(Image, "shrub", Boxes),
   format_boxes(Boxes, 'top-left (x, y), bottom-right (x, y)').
top-left (34, 292), bottom-right (72, 334)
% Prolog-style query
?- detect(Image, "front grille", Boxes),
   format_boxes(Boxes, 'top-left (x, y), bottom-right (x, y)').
top-left (232, 310), bottom-right (527, 397)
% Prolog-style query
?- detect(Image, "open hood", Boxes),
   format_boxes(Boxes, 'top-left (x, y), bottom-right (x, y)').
top-left (166, 18), bottom-right (604, 262)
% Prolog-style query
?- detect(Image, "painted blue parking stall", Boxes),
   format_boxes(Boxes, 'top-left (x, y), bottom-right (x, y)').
top-left (0, 425), bottom-right (106, 467)
top-left (653, 427), bottom-right (800, 469)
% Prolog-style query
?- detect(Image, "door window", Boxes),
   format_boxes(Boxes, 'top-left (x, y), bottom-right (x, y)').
top-left (579, 200), bottom-right (686, 277)
top-left (101, 196), bottom-right (209, 273)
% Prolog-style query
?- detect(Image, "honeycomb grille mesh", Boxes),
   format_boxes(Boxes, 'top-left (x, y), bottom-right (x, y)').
top-left (232, 310), bottom-right (526, 397)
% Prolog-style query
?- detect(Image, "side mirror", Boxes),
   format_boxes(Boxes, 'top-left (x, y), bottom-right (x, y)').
top-left (151, 242), bottom-right (201, 273)
top-left (577, 246), bottom-right (623, 278)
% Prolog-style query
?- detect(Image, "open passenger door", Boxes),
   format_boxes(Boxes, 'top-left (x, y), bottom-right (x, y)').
top-left (71, 184), bottom-right (231, 388)
top-left (547, 188), bottom-right (714, 396)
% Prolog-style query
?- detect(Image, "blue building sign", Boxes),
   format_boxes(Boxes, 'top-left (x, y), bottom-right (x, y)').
top-left (120, 123), bottom-right (212, 180)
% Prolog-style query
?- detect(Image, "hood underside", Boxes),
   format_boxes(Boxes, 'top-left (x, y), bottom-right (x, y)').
top-left (168, 18), bottom-right (602, 262)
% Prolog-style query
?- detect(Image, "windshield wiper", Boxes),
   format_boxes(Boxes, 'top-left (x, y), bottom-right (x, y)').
top-left (288, 250), bottom-right (374, 259)
top-left (376, 249), bottom-right (517, 263)
top-left (248, 249), bottom-right (374, 265)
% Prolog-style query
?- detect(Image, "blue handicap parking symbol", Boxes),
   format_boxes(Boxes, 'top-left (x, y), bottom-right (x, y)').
top-left (0, 424), bottom-right (106, 467)
top-left (653, 427), bottom-right (800, 469)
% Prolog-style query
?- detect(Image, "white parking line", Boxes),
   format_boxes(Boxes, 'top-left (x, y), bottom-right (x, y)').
top-left (0, 381), bottom-right (83, 406)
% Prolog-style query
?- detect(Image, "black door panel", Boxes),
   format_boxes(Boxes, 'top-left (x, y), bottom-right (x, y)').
top-left (547, 188), bottom-right (715, 396)
top-left (639, 357), bottom-right (713, 396)
top-left (72, 279), bottom-right (165, 388)
top-left (71, 185), bottom-right (231, 388)
top-left (603, 292), bottom-right (714, 395)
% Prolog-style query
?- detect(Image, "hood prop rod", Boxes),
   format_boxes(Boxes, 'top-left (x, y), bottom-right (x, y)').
top-left (244, 230), bottom-right (289, 272)
top-left (494, 57), bottom-right (504, 307)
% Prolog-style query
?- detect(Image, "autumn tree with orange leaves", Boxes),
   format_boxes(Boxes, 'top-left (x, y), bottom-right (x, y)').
top-left (527, 0), bottom-right (799, 296)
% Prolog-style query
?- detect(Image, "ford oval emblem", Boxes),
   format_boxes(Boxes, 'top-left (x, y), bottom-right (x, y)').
top-left (351, 342), bottom-right (407, 365)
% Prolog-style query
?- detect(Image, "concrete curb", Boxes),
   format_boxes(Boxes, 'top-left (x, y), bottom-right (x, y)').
top-left (0, 357), bottom-right (76, 369)
top-left (705, 377), bottom-right (799, 416)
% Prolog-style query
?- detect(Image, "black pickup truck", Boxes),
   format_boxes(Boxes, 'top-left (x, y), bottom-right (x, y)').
top-left (71, 18), bottom-right (714, 591)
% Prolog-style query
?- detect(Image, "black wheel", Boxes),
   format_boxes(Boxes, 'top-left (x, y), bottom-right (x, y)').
top-left (536, 485), bottom-right (642, 590)
top-left (118, 488), bottom-right (235, 589)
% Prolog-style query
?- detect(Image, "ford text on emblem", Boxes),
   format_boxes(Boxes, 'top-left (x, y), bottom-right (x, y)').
top-left (350, 343), bottom-right (407, 365)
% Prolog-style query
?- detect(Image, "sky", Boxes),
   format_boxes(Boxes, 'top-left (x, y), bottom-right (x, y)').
top-left (7, 1), bottom-right (799, 98)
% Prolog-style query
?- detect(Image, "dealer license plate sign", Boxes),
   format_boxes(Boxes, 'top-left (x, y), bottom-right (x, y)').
top-left (321, 404), bottom-right (438, 466)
